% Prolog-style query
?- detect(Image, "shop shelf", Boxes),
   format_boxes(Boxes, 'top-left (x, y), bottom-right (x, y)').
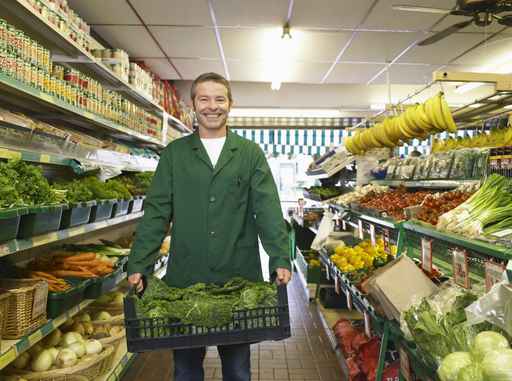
top-left (90, 200), bottom-right (117, 223)
top-left (128, 196), bottom-right (145, 214)
top-left (46, 279), bottom-right (92, 319)
top-left (0, 208), bottom-right (29, 243)
top-left (60, 201), bottom-right (96, 229)
top-left (17, 204), bottom-right (65, 239)
top-left (112, 199), bottom-right (131, 218)
top-left (370, 179), bottom-right (479, 190)
top-left (84, 265), bottom-right (127, 300)
top-left (0, 211), bottom-right (144, 258)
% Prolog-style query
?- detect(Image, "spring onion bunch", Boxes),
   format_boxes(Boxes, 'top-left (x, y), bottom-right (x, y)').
top-left (437, 174), bottom-right (512, 238)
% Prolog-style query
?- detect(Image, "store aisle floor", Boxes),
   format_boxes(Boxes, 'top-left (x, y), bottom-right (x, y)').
top-left (122, 274), bottom-right (344, 381)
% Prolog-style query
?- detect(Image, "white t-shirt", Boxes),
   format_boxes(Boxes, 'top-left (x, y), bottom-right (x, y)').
top-left (201, 137), bottom-right (226, 167)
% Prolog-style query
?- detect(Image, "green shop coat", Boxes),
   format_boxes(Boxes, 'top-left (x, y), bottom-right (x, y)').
top-left (127, 130), bottom-right (291, 288)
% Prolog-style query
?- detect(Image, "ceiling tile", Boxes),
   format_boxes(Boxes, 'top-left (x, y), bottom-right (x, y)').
top-left (325, 63), bottom-right (386, 84)
top-left (342, 32), bottom-right (421, 63)
top-left (142, 59), bottom-right (180, 80)
top-left (150, 27), bottom-right (219, 59)
top-left (213, 0), bottom-right (288, 26)
top-left (396, 33), bottom-right (484, 65)
top-left (221, 29), bottom-right (352, 63)
top-left (173, 59), bottom-right (226, 80)
top-left (130, 0), bottom-right (212, 26)
top-left (293, 0), bottom-right (375, 29)
top-left (67, 0), bottom-right (139, 24)
top-left (372, 64), bottom-right (437, 85)
top-left (363, 0), bottom-right (453, 30)
top-left (453, 34), bottom-right (512, 66)
top-left (92, 26), bottom-right (164, 57)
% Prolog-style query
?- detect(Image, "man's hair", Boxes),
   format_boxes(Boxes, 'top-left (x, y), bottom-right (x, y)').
top-left (190, 72), bottom-right (232, 104)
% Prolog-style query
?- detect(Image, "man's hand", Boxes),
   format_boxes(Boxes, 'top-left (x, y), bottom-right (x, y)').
top-left (128, 273), bottom-right (144, 293)
top-left (275, 268), bottom-right (292, 285)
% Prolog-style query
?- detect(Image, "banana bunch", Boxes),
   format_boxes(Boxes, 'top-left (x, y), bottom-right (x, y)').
top-left (344, 93), bottom-right (457, 155)
top-left (432, 127), bottom-right (512, 152)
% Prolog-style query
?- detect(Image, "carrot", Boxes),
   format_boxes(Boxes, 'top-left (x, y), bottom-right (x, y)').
top-left (49, 270), bottom-right (98, 278)
top-left (63, 253), bottom-right (97, 261)
top-left (30, 271), bottom-right (60, 281)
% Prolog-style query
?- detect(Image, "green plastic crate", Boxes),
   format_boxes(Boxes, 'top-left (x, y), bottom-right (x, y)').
top-left (60, 201), bottom-right (96, 229)
top-left (18, 204), bottom-right (65, 239)
top-left (0, 207), bottom-right (29, 243)
top-left (46, 278), bottom-right (91, 319)
top-left (84, 265), bottom-right (125, 299)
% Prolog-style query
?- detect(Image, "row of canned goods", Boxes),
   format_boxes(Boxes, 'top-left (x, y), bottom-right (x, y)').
top-left (0, 20), bottom-right (52, 74)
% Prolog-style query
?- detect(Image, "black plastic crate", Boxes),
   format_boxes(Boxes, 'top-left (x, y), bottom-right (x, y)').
top-left (84, 262), bottom-right (126, 299)
top-left (89, 199), bottom-right (117, 223)
top-left (18, 204), bottom-right (65, 239)
top-left (112, 199), bottom-right (131, 218)
top-left (60, 201), bottom-right (96, 229)
top-left (0, 207), bottom-right (29, 243)
top-left (128, 196), bottom-right (145, 214)
top-left (124, 284), bottom-right (291, 352)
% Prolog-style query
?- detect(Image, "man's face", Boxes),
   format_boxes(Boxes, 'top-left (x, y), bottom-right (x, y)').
top-left (193, 81), bottom-right (231, 132)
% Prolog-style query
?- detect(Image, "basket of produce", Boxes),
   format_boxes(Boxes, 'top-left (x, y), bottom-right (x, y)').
top-left (18, 204), bottom-right (66, 239)
top-left (0, 290), bottom-right (10, 342)
top-left (0, 207), bottom-right (29, 243)
top-left (60, 201), bottom-right (97, 230)
top-left (86, 291), bottom-right (126, 317)
top-left (0, 279), bottom-right (48, 339)
top-left (89, 200), bottom-right (117, 223)
top-left (45, 279), bottom-right (91, 319)
top-left (124, 276), bottom-right (290, 352)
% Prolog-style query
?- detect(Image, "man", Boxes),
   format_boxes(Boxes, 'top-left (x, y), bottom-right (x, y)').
top-left (127, 72), bottom-right (292, 381)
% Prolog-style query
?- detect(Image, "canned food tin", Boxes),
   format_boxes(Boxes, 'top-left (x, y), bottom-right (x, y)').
top-left (43, 72), bottom-right (50, 92)
top-left (15, 58), bottom-right (24, 82)
top-left (28, 63), bottom-right (36, 87)
top-left (37, 68), bottom-right (44, 90)
top-left (0, 20), bottom-right (6, 52)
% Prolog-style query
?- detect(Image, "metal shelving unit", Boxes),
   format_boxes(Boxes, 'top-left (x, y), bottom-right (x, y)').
top-left (370, 179), bottom-right (480, 190)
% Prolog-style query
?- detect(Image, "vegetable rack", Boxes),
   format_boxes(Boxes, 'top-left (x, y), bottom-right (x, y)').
top-left (123, 284), bottom-right (291, 351)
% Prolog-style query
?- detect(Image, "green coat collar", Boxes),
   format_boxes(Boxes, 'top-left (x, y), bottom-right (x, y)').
top-left (190, 129), bottom-right (240, 174)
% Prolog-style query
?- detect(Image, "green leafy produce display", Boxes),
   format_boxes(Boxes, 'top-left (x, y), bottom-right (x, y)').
top-left (0, 160), bottom-right (60, 208)
top-left (118, 172), bottom-right (153, 195)
top-left (135, 276), bottom-right (278, 328)
top-left (54, 179), bottom-right (94, 203)
top-left (306, 186), bottom-right (345, 200)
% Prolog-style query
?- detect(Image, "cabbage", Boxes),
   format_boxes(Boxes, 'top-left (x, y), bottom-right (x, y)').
top-left (31, 349), bottom-right (53, 372)
top-left (482, 349), bottom-right (512, 381)
top-left (472, 331), bottom-right (509, 360)
top-left (456, 363), bottom-right (483, 381)
top-left (56, 348), bottom-right (77, 368)
top-left (438, 352), bottom-right (472, 381)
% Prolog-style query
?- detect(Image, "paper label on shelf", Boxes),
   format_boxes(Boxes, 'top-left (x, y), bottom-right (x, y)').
top-left (40, 92), bottom-right (53, 103)
top-left (28, 330), bottom-right (43, 346)
top-left (346, 291), bottom-right (353, 310)
top-left (485, 261), bottom-right (506, 292)
top-left (0, 148), bottom-right (22, 160)
top-left (334, 276), bottom-right (340, 295)
top-left (399, 346), bottom-right (413, 381)
top-left (342, 220), bottom-right (346, 231)
top-left (383, 228), bottom-right (391, 255)
top-left (40, 154), bottom-right (51, 163)
top-left (32, 283), bottom-right (48, 319)
top-left (363, 312), bottom-right (371, 338)
top-left (0, 349), bottom-right (17, 370)
top-left (83, 111), bottom-right (95, 120)
top-left (421, 238), bottom-right (433, 273)
top-left (325, 264), bottom-right (330, 281)
top-left (358, 220), bottom-right (364, 240)
top-left (370, 224), bottom-right (376, 246)
top-left (452, 249), bottom-right (471, 289)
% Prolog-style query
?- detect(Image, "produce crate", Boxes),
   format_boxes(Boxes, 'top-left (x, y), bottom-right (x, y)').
top-left (0, 207), bottom-right (29, 243)
top-left (84, 265), bottom-right (125, 299)
top-left (0, 278), bottom-right (48, 339)
top-left (124, 284), bottom-right (291, 352)
top-left (112, 199), bottom-right (131, 218)
top-left (60, 201), bottom-right (96, 229)
top-left (296, 249), bottom-right (330, 285)
top-left (128, 196), bottom-right (145, 214)
top-left (0, 290), bottom-right (10, 343)
top-left (46, 279), bottom-right (91, 319)
top-left (17, 204), bottom-right (65, 239)
top-left (89, 199), bottom-right (117, 223)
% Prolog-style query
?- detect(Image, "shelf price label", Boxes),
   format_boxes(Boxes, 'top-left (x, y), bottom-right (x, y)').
top-left (452, 249), bottom-right (470, 289)
top-left (325, 264), bottom-right (330, 281)
top-left (485, 261), bottom-right (506, 292)
top-left (399, 346), bottom-right (413, 381)
top-left (363, 312), bottom-right (372, 338)
top-left (346, 290), bottom-right (353, 310)
top-left (358, 220), bottom-right (364, 240)
top-left (32, 283), bottom-right (48, 319)
top-left (342, 219), bottom-right (346, 231)
top-left (334, 276), bottom-right (341, 295)
top-left (370, 224), bottom-right (376, 246)
top-left (421, 238), bottom-right (433, 273)
top-left (383, 228), bottom-right (391, 255)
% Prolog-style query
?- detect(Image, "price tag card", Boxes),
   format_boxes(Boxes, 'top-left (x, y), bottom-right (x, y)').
top-left (358, 220), bottom-right (364, 240)
top-left (421, 238), bottom-right (433, 273)
top-left (32, 283), bottom-right (48, 319)
top-left (325, 264), bottom-right (330, 281)
top-left (452, 249), bottom-right (470, 289)
top-left (28, 330), bottom-right (43, 346)
top-left (399, 346), bottom-right (413, 381)
top-left (370, 224), bottom-right (376, 246)
top-left (334, 276), bottom-right (341, 295)
top-left (383, 229), bottom-right (391, 255)
top-left (485, 261), bottom-right (506, 292)
top-left (342, 220), bottom-right (346, 231)
top-left (346, 290), bottom-right (353, 310)
top-left (363, 312), bottom-right (372, 338)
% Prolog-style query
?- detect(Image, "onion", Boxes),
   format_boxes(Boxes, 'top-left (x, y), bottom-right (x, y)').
top-left (28, 343), bottom-right (44, 357)
top-left (82, 322), bottom-right (94, 336)
top-left (84, 339), bottom-right (103, 355)
top-left (60, 332), bottom-right (79, 347)
top-left (43, 329), bottom-right (62, 348)
top-left (56, 348), bottom-right (77, 368)
top-left (47, 348), bottom-right (59, 365)
top-left (70, 322), bottom-right (85, 336)
top-left (12, 351), bottom-right (30, 370)
top-left (68, 341), bottom-right (86, 358)
top-left (94, 311), bottom-right (112, 321)
top-left (77, 313), bottom-right (91, 322)
top-left (31, 349), bottom-right (53, 372)
top-left (110, 292), bottom-right (124, 306)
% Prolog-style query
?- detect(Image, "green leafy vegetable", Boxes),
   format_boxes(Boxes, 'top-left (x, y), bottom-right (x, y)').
top-left (482, 349), bottom-right (512, 381)
top-left (456, 363), bottom-right (483, 381)
top-left (472, 331), bottom-right (510, 361)
top-left (438, 352), bottom-right (472, 381)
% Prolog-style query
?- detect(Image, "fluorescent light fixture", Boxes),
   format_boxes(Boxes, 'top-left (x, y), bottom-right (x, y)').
top-left (455, 52), bottom-right (512, 94)
top-left (229, 108), bottom-right (343, 118)
top-left (455, 82), bottom-right (487, 94)
top-left (271, 80), bottom-right (282, 91)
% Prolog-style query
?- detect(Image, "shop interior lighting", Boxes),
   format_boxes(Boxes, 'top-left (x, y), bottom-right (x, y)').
top-left (229, 108), bottom-right (344, 118)
top-left (268, 23), bottom-right (293, 91)
top-left (455, 52), bottom-right (512, 94)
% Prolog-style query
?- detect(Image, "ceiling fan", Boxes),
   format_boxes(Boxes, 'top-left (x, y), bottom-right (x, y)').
top-left (393, 0), bottom-right (512, 45)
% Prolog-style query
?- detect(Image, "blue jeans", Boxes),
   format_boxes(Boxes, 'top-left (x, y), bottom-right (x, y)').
top-left (174, 343), bottom-right (251, 381)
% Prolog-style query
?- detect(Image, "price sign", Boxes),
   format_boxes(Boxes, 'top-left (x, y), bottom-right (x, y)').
top-left (370, 224), bottom-right (376, 246)
top-left (325, 264), bottom-right (330, 281)
top-left (358, 220), bottom-right (364, 240)
top-left (399, 346), bottom-right (413, 381)
top-left (452, 249), bottom-right (470, 289)
top-left (485, 261), bottom-right (505, 292)
top-left (421, 238), bottom-right (433, 273)
top-left (334, 276), bottom-right (341, 295)
top-left (32, 283), bottom-right (48, 319)
top-left (364, 312), bottom-right (372, 338)
top-left (342, 220), bottom-right (346, 231)
top-left (383, 228), bottom-right (391, 255)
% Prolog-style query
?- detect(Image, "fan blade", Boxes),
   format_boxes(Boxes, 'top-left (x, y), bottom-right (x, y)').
top-left (418, 19), bottom-right (474, 46)
top-left (392, 5), bottom-right (451, 14)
